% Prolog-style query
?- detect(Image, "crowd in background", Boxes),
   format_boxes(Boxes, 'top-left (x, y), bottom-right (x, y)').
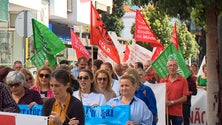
top-left (0, 57), bottom-right (207, 125)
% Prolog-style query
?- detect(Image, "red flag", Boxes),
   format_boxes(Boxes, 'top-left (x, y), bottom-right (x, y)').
top-left (123, 44), bottom-right (130, 62)
top-left (151, 46), bottom-right (164, 61)
top-left (171, 23), bottom-right (179, 50)
top-left (70, 29), bottom-right (90, 59)
top-left (90, 3), bottom-right (120, 64)
top-left (135, 10), bottom-right (162, 47)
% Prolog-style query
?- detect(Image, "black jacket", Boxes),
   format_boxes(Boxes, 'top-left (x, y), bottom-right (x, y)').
top-left (42, 95), bottom-right (84, 125)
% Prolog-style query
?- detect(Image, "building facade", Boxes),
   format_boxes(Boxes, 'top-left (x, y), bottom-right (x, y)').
top-left (0, 0), bottom-right (112, 67)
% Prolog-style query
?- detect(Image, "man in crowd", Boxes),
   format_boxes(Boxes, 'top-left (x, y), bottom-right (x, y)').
top-left (13, 60), bottom-right (23, 71)
top-left (160, 59), bottom-right (189, 125)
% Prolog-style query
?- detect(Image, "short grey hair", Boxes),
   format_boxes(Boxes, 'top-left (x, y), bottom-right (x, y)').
top-left (6, 71), bottom-right (25, 85)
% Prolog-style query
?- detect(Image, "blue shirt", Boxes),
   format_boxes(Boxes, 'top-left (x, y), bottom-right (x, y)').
top-left (135, 84), bottom-right (158, 125)
top-left (107, 96), bottom-right (153, 125)
top-left (70, 67), bottom-right (79, 77)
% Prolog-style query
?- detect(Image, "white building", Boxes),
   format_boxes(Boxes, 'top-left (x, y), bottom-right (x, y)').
top-left (0, 0), bottom-right (112, 66)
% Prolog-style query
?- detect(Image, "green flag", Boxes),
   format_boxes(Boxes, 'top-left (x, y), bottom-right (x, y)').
top-left (31, 19), bottom-right (66, 67)
top-left (30, 48), bottom-right (56, 68)
top-left (152, 43), bottom-right (190, 78)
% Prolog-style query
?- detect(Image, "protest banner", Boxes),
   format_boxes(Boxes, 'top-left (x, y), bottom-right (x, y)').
top-left (127, 41), bottom-right (152, 65)
top-left (145, 83), bottom-right (166, 125)
top-left (0, 112), bottom-right (47, 125)
top-left (18, 104), bottom-right (42, 116)
top-left (16, 104), bottom-right (130, 125)
top-left (190, 88), bottom-right (207, 125)
top-left (84, 105), bottom-right (130, 125)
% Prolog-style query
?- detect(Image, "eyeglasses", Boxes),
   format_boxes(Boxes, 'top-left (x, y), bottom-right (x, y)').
top-left (39, 74), bottom-right (50, 78)
top-left (77, 76), bottom-right (89, 81)
top-left (97, 77), bottom-right (107, 81)
top-left (167, 64), bottom-right (178, 68)
top-left (9, 82), bottom-right (21, 88)
top-left (26, 77), bottom-right (33, 82)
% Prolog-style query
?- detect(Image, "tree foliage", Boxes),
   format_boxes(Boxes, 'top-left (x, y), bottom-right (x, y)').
top-left (101, 0), bottom-right (125, 36)
top-left (131, 4), bottom-right (199, 59)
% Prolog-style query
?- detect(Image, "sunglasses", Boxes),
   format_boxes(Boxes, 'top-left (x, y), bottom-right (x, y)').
top-left (39, 74), bottom-right (50, 78)
top-left (97, 77), bottom-right (107, 81)
top-left (9, 82), bottom-right (21, 88)
top-left (77, 76), bottom-right (89, 81)
top-left (26, 77), bottom-right (33, 82)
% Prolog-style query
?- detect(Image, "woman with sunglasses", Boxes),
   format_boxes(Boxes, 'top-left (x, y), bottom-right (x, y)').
top-left (42, 69), bottom-right (84, 125)
top-left (20, 68), bottom-right (34, 88)
top-left (30, 66), bottom-right (53, 102)
top-left (73, 69), bottom-right (106, 106)
top-left (94, 69), bottom-right (116, 102)
top-left (6, 71), bottom-right (43, 108)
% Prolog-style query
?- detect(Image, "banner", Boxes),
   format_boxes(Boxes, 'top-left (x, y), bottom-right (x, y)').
top-left (145, 83), bottom-right (166, 125)
top-left (16, 104), bottom-right (130, 125)
top-left (18, 104), bottom-right (43, 116)
top-left (84, 105), bottom-right (130, 125)
top-left (127, 41), bottom-right (152, 65)
top-left (152, 43), bottom-right (190, 78)
top-left (0, 112), bottom-right (47, 125)
top-left (190, 88), bottom-right (207, 125)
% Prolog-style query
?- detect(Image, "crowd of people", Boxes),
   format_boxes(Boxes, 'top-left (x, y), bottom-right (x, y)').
top-left (0, 57), bottom-right (207, 125)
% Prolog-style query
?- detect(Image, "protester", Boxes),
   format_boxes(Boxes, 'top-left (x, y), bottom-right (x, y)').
top-left (107, 74), bottom-right (153, 125)
top-left (124, 68), bottom-right (158, 125)
top-left (190, 63), bottom-right (198, 77)
top-left (30, 66), bottom-right (53, 102)
top-left (92, 59), bottom-right (103, 74)
top-left (59, 60), bottom-right (69, 67)
top-left (86, 58), bottom-right (92, 70)
top-left (20, 68), bottom-right (34, 88)
top-left (114, 64), bottom-right (124, 78)
top-left (71, 56), bottom-right (88, 77)
top-left (160, 59), bottom-right (189, 125)
top-left (137, 68), bottom-right (152, 86)
top-left (134, 62), bottom-right (143, 70)
top-left (73, 69), bottom-right (106, 106)
top-left (6, 71), bottom-right (43, 108)
top-left (44, 59), bottom-right (50, 67)
top-left (0, 82), bottom-right (20, 113)
top-left (94, 69), bottom-right (116, 102)
top-left (13, 60), bottom-right (23, 71)
top-left (57, 65), bottom-right (79, 92)
top-left (183, 65), bottom-right (197, 125)
top-left (42, 69), bottom-right (84, 125)
top-left (143, 60), bottom-right (159, 84)
top-left (121, 62), bottom-right (129, 73)
top-left (197, 64), bottom-right (207, 89)
top-left (0, 66), bottom-right (14, 88)
top-left (100, 62), bottom-right (120, 96)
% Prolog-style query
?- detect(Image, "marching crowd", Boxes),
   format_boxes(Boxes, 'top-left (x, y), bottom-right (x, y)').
top-left (0, 57), bottom-right (207, 125)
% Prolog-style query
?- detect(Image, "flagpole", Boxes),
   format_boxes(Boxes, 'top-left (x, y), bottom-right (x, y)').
top-left (90, 0), bottom-right (94, 67)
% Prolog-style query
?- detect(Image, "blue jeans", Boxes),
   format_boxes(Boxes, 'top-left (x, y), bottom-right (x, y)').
top-left (168, 115), bottom-right (183, 125)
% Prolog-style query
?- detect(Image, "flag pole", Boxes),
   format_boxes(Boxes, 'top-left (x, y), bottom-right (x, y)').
top-left (90, 0), bottom-right (94, 67)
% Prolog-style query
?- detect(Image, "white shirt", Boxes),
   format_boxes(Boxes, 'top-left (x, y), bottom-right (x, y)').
top-left (73, 90), bottom-right (106, 106)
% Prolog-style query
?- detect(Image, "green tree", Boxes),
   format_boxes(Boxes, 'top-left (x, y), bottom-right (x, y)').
top-left (131, 0), bottom-right (222, 124)
top-left (102, 0), bottom-right (125, 36)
